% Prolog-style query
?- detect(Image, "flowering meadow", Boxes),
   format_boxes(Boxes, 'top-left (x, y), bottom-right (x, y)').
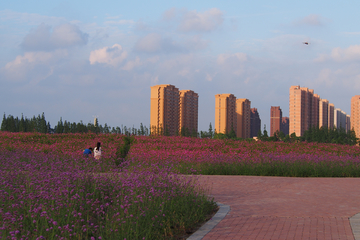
top-left (128, 135), bottom-right (360, 177)
top-left (2, 132), bottom-right (360, 239)
top-left (0, 132), bottom-right (216, 239)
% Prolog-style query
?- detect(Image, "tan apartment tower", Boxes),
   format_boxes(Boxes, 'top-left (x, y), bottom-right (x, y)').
top-left (289, 86), bottom-right (303, 136)
top-left (215, 94), bottom-right (237, 135)
top-left (289, 85), bottom-right (319, 136)
top-left (150, 84), bottom-right (180, 136)
top-left (319, 99), bottom-right (329, 128)
top-left (179, 90), bottom-right (199, 135)
top-left (236, 99), bottom-right (251, 138)
top-left (328, 103), bottom-right (335, 129)
top-left (313, 94), bottom-right (320, 127)
top-left (351, 96), bottom-right (360, 139)
top-left (270, 106), bottom-right (282, 137)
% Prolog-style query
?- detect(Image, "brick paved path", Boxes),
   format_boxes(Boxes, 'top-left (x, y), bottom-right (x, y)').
top-left (197, 176), bottom-right (360, 240)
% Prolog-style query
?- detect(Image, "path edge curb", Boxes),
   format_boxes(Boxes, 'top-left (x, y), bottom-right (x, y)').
top-left (350, 212), bottom-right (360, 240)
top-left (187, 202), bottom-right (230, 240)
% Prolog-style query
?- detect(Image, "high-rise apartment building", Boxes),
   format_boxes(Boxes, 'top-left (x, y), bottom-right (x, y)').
top-left (250, 108), bottom-right (261, 138)
top-left (313, 94), bottom-right (320, 127)
top-left (150, 85), bottom-right (198, 136)
top-left (236, 99), bottom-right (251, 138)
top-left (150, 84), bottom-right (180, 135)
top-left (319, 99), bottom-right (329, 128)
top-left (351, 95), bottom-right (360, 138)
top-left (179, 90), bottom-right (199, 135)
top-left (328, 103), bottom-right (335, 129)
top-left (270, 106), bottom-right (282, 136)
top-left (289, 86), bottom-right (304, 136)
top-left (346, 115), bottom-right (351, 133)
top-left (281, 117), bottom-right (289, 136)
top-left (289, 86), bottom-right (321, 136)
top-left (334, 108), bottom-right (347, 130)
top-left (215, 94), bottom-right (237, 135)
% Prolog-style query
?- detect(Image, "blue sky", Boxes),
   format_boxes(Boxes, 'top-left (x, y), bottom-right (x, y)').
top-left (1, 0), bottom-right (360, 132)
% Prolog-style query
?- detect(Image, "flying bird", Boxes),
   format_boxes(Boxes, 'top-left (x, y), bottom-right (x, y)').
top-left (303, 42), bottom-right (310, 45)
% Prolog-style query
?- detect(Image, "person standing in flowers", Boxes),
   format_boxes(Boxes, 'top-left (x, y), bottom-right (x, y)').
top-left (83, 147), bottom-right (93, 156)
top-left (94, 142), bottom-right (102, 160)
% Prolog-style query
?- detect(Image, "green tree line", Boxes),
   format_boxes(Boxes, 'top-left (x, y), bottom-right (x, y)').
top-left (1, 113), bottom-right (151, 136)
top-left (258, 125), bottom-right (358, 145)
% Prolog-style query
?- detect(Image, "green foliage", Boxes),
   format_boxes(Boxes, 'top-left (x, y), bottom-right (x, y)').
top-left (256, 125), bottom-right (358, 146)
top-left (1, 112), bottom-right (49, 133)
top-left (190, 160), bottom-right (360, 177)
top-left (115, 136), bottom-right (135, 166)
top-left (0, 112), bottom-right (151, 136)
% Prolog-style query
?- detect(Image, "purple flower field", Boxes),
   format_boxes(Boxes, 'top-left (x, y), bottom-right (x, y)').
top-left (0, 134), bottom-right (216, 239)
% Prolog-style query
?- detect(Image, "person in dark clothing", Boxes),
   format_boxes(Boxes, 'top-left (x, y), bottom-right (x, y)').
top-left (83, 147), bottom-right (93, 156)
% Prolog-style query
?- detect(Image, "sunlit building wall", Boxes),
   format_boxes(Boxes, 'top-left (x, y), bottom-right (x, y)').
top-left (319, 99), bottom-right (329, 128)
top-left (237, 98), bottom-right (251, 138)
top-left (150, 84), bottom-right (180, 135)
top-left (351, 96), bottom-right (360, 138)
top-left (179, 90), bottom-right (199, 135)
top-left (328, 103), bottom-right (335, 129)
top-left (270, 106), bottom-right (282, 137)
top-left (215, 94), bottom-right (237, 135)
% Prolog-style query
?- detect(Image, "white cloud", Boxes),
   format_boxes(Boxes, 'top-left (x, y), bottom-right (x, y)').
top-left (331, 45), bottom-right (360, 62)
top-left (122, 57), bottom-right (141, 71)
top-left (315, 45), bottom-right (360, 62)
top-left (217, 53), bottom-right (247, 65)
top-left (178, 8), bottom-right (224, 32)
top-left (162, 8), bottom-right (177, 21)
top-left (293, 14), bottom-right (327, 26)
top-left (134, 33), bottom-right (208, 54)
top-left (89, 44), bottom-right (128, 66)
top-left (21, 23), bottom-right (88, 51)
top-left (206, 73), bottom-right (213, 81)
top-left (2, 49), bottom-right (68, 82)
top-left (134, 33), bottom-right (183, 53)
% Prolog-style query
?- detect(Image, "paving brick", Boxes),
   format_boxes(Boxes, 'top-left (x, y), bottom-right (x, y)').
top-left (197, 176), bottom-right (360, 240)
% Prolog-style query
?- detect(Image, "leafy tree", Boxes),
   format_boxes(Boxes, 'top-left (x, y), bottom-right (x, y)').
top-left (1, 113), bottom-right (7, 131)
top-left (208, 123), bottom-right (213, 138)
top-left (262, 125), bottom-right (269, 139)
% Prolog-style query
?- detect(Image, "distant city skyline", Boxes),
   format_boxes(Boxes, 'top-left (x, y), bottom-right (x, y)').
top-left (1, 1), bottom-right (360, 132)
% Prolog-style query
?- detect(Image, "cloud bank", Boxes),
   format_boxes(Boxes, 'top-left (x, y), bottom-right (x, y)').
top-left (21, 23), bottom-right (88, 51)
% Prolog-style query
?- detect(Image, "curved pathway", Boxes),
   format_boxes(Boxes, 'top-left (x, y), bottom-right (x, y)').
top-left (195, 175), bottom-right (360, 240)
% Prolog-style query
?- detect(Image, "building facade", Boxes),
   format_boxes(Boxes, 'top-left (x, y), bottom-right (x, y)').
top-left (250, 108), bottom-right (261, 138)
top-left (289, 85), bottom-right (304, 136)
top-left (351, 96), bottom-right (360, 138)
top-left (334, 108), bottom-right (347, 130)
top-left (328, 103), bottom-right (335, 129)
top-left (319, 99), bottom-right (329, 128)
top-left (150, 85), bottom-right (198, 136)
top-left (179, 90), bottom-right (199, 135)
top-left (215, 94), bottom-right (237, 135)
top-left (346, 115), bottom-right (351, 133)
top-left (150, 84), bottom-right (180, 135)
top-left (270, 106), bottom-right (282, 136)
top-left (289, 85), bottom-right (326, 136)
top-left (236, 99), bottom-right (251, 138)
top-left (281, 117), bottom-right (289, 136)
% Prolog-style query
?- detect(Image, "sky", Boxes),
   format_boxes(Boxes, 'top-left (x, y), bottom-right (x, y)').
top-left (1, 0), bottom-right (360, 132)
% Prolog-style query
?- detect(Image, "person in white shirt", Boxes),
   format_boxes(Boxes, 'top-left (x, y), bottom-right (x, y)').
top-left (94, 142), bottom-right (102, 160)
